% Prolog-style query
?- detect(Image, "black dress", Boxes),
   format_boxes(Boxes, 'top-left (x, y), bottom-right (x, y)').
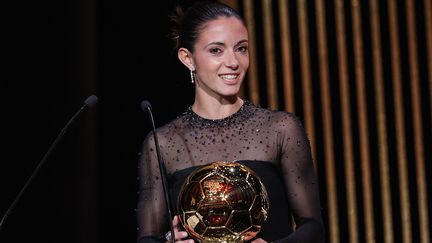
top-left (136, 100), bottom-right (324, 242)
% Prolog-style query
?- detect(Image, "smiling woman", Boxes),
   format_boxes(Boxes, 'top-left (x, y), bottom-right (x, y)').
top-left (177, 15), bottom-right (248, 111)
top-left (136, 1), bottom-right (325, 242)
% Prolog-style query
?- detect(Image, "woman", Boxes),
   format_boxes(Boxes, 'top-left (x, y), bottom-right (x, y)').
top-left (136, 1), bottom-right (325, 242)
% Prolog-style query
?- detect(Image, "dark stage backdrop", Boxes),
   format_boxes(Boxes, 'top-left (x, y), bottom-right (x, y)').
top-left (1, 1), bottom-right (192, 242)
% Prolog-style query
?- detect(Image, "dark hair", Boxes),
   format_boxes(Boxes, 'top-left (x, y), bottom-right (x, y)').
top-left (169, 0), bottom-right (245, 52)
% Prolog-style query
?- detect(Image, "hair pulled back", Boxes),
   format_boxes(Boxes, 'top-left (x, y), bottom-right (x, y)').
top-left (169, 0), bottom-right (245, 53)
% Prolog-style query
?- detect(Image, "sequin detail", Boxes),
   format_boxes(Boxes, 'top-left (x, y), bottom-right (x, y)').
top-left (180, 100), bottom-right (257, 129)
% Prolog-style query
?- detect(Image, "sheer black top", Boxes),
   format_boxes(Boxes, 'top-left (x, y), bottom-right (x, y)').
top-left (137, 100), bottom-right (324, 242)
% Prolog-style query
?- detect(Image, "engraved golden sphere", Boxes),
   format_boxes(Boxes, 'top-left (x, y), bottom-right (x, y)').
top-left (177, 161), bottom-right (269, 243)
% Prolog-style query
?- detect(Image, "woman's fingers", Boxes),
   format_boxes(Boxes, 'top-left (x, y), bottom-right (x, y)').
top-left (172, 215), bottom-right (194, 242)
top-left (250, 238), bottom-right (267, 243)
top-left (172, 215), bottom-right (180, 230)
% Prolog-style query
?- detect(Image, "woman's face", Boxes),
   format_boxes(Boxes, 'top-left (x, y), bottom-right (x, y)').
top-left (192, 16), bottom-right (249, 98)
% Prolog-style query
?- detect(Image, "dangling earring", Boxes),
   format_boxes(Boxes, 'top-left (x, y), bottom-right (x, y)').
top-left (190, 69), bottom-right (195, 83)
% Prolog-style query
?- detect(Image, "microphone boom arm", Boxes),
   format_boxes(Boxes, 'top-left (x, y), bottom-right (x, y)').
top-left (142, 101), bottom-right (175, 243)
top-left (0, 95), bottom-right (98, 231)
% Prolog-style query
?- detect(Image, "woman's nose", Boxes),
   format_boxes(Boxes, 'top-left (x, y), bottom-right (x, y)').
top-left (224, 52), bottom-right (240, 69)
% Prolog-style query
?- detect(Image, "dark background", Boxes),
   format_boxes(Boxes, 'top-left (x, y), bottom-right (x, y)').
top-left (2, 1), bottom-right (193, 242)
top-left (4, 1), bottom-right (431, 243)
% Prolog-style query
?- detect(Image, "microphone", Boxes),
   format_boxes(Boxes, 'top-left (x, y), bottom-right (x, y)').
top-left (140, 100), bottom-right (175, 243)
top-left (0, 94), bottom-right (98, 231)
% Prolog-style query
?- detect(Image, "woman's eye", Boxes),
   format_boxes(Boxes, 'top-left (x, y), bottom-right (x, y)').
top-left (209, 48), bottom-right (222, 54)
top-left (237, 46), bottom-right (248, 53)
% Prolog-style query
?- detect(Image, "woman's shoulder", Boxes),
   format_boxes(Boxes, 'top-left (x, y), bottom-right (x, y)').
top-left (249, 101), bottom-right (302, 125)
top-left (150, 108), bottom-right (197, 142)
top-left (247, 104), bottom-right (307, 139)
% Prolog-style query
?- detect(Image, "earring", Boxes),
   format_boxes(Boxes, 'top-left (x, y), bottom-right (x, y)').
top-left (190, 69), bottom-right (195, 83)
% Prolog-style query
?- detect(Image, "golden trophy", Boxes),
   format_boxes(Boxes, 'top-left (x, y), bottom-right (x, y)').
top-left (177, 161), bottom-right (269, 243)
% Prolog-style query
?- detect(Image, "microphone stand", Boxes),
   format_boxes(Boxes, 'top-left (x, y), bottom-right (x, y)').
top-left (141, 101), bottom-right (175, 243)
top-left (0, 95), bottom-right (98, 231)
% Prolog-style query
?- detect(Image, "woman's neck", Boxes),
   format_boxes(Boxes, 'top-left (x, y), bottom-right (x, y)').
top-left (191, 97), bottom-right (244, 120)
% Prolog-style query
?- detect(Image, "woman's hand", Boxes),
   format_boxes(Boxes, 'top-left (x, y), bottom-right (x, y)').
top-left (171, 215), bottom-right (194, 243)
top-left (170, 215), bottom-right (267, 243)
top-left (250, 238), bottom-right (267, 243)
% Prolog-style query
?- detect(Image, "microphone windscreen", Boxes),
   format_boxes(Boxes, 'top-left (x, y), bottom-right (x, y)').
top-left (84, 95), bottom-right (98, 107)
top-left (140, 100), bottom-right (152, 111)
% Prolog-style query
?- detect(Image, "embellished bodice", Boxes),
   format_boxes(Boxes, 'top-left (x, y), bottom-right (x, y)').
top-left (149, 100), bottom-right (300, 174)
top-left (136, 100), bottom-right (324, 242)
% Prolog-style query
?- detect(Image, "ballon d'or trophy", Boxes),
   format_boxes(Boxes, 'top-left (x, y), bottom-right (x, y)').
top-left (177, 161), bottom-right (269, 243)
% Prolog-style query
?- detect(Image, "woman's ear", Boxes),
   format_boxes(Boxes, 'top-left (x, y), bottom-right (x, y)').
top-left (178, 47), bottom-right (195, 70)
